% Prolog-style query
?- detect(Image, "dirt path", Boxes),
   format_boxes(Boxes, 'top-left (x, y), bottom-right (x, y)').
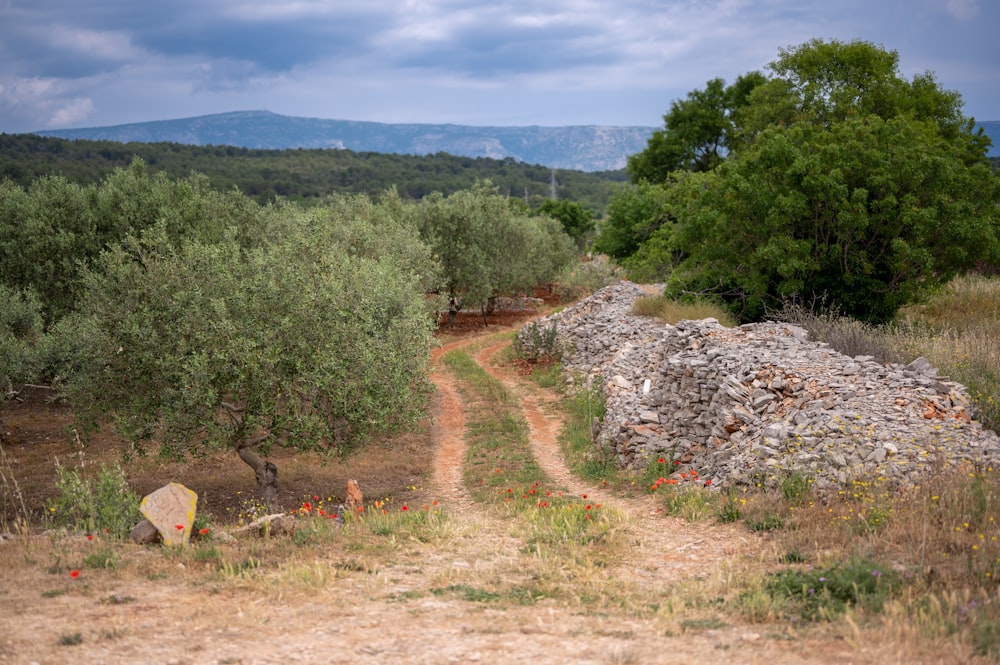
top-left (472, 340), bottom-right (751, 582)
top-left (0, 324), bottom-right (959, 664)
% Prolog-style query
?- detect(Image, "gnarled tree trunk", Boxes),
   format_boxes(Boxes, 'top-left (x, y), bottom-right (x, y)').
top-left (235, 438), bottom-right (279, 509)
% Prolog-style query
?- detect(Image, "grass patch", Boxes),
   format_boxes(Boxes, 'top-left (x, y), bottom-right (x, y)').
top-left (444, 342), bottom-right (620, 549)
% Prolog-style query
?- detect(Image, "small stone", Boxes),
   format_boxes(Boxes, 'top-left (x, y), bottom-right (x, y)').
top-left (345, 479), bottom-right (364, 514)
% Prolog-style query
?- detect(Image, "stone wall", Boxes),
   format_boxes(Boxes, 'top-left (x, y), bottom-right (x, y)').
top-left (523, 281), bottom-right (1000, 491)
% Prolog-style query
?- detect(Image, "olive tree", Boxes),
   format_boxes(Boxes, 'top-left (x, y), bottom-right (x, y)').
top-left (62, 198), bottom-right (438, 506)
top-left (416, 182), bottom-right (575, 322)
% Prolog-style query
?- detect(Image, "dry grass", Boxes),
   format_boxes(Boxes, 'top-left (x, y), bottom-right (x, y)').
top-left (631, 295), bottom-right (736, 327)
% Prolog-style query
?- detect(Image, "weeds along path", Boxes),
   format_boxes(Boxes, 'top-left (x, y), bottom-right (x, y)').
top-left (472, 339), bottom-right (755, 582)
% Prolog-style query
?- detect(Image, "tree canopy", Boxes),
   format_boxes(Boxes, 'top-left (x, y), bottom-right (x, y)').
top-left (1, 163), bottom-right (580, 503)
top-left (608, 39), bottom-right (1000, 322)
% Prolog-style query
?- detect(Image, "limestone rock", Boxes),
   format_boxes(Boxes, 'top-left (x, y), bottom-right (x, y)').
top-left (129, 518), bottom-right (161, 545)
top-left (519, 280), bottom-right (1000, 492)
top-left (232, 513), bottom-right (296, 538)
top-left (139, 482), bottom-right (198, 546)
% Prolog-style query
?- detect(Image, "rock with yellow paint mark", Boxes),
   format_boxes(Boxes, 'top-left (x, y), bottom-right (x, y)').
top-left (139, 482), bottom-right (198, 546)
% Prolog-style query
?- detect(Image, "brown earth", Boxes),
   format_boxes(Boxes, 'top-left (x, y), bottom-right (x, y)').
top-left (0, 307), bottom-right (975, 664)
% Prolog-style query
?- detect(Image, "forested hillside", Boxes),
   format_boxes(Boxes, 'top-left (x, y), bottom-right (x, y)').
top-left (0, 134), bottom-right (625, 215)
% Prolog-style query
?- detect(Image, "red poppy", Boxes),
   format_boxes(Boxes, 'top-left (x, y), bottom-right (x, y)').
top-left (69, 569), bottom-right (80, 579)
top-left (585, 504), bottom-right (592, 510)
top-left (174, 524), bottom-right (184, 531)
top-left (674, 460), bottom-right (680, 466)
top-left (199, 528), bottom-right (210, 535)
top-left (704, 479), bottom-right (713, 487)
top-left (318, 509), bottom-right (325, 516)
top-left (86, 535), bottom-right (94, 541)
top-left (313, 495), bottom-right (320, 501)
top-left (401, 505), bottom-right (409, 512)
top-left (658, 457), bottom-right (665, 464)
top-left (581, 494), bottom-right (588, 499)
top-left (432, 501), bottom-right (439, 506)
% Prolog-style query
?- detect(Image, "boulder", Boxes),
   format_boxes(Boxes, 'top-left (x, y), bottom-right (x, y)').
top-left (139, 482), bottom-right (198, 546)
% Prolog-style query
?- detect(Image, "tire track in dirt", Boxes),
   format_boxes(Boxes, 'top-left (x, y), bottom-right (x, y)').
top-left (428, 338), bottom-right (480, 510)
top-left (472, 338), bottom-right (755, 581)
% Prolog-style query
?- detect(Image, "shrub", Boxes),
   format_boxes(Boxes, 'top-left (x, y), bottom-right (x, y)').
top-left (48, 462), bottom-right (141, 539)
top-left (513, 321), bottom-right (563, 363)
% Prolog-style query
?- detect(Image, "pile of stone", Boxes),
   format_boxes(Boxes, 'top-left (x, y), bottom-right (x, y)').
top-left (523, 281), bottom-right (1000, 491)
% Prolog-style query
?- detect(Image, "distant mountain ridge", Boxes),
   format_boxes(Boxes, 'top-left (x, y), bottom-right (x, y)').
top-left (34, 110), bottom-right (656, 172)
top-left (32, 111), bottom-right (1000, 170)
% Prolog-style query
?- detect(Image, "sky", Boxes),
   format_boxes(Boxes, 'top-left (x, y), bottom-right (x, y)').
top-left (0, 0), bottom-right (997, 134)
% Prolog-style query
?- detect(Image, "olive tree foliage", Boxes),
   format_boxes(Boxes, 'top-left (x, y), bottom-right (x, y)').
top-left (607, 39), bottom-right (1000, 322)
top-left (0, 286), bottom-right (44, 412)
top-left (60, 195), bottom-right (438, 506)
top-left (414, 182), bottom-right (576, 321)
top-left (0, 158), bottom-right (257, 323)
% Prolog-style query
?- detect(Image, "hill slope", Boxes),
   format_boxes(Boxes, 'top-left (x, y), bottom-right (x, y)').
top-left (34, 111), bottom-right (657, 172)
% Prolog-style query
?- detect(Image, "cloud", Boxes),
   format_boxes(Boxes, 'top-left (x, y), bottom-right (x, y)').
top-left (943, 0), bottom-right (980, 21)
top-left (0, 0), bottom-right (997, 133)
top-left (47, 97), bottom-right (96, 127)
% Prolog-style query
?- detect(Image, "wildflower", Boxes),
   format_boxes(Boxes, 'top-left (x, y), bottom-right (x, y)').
top-left (585, 504), bottom-right (592, 511)
top-left (401, 505), bottom-right (409, 512)
top-left (174, 524), bottom-right (184, 531)
top-left (581, 494), bottom-right (588, 499)
top-left (86, 535), bottom-right (94, 541)
top-left (69, 569), bottom-right (80, 579)
top-left (199, 528), bottom-right (210, 535)
top-left (674, 460), bottom-right (680, 466)
top-left (313, 495), bottom-right (320, 501)
top-left (704, 479), bottom-right (712, 487)
top-left (658, 457), bottom-right (665, 464)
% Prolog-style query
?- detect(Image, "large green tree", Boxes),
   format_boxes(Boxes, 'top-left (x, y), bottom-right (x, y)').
top-left (627, 72), bottom-right (766, 182)
top-left (608, 39), bottom-right (1000, 322)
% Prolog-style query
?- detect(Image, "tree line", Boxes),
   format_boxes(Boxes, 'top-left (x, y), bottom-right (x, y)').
top-left (594, 39), bottom-right (1000, 323)
top-left (0, 133), bottom-right (626, 216)
top-left (0, 162), bottom-right (577, 504)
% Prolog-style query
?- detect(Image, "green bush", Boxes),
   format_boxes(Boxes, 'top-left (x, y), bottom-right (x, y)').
top-left (513, 321), bottom-right (562, 363)
top-left (764, 557), bottom-right (899, 621)
top-left (48, 462), bottom-right (141, 539)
